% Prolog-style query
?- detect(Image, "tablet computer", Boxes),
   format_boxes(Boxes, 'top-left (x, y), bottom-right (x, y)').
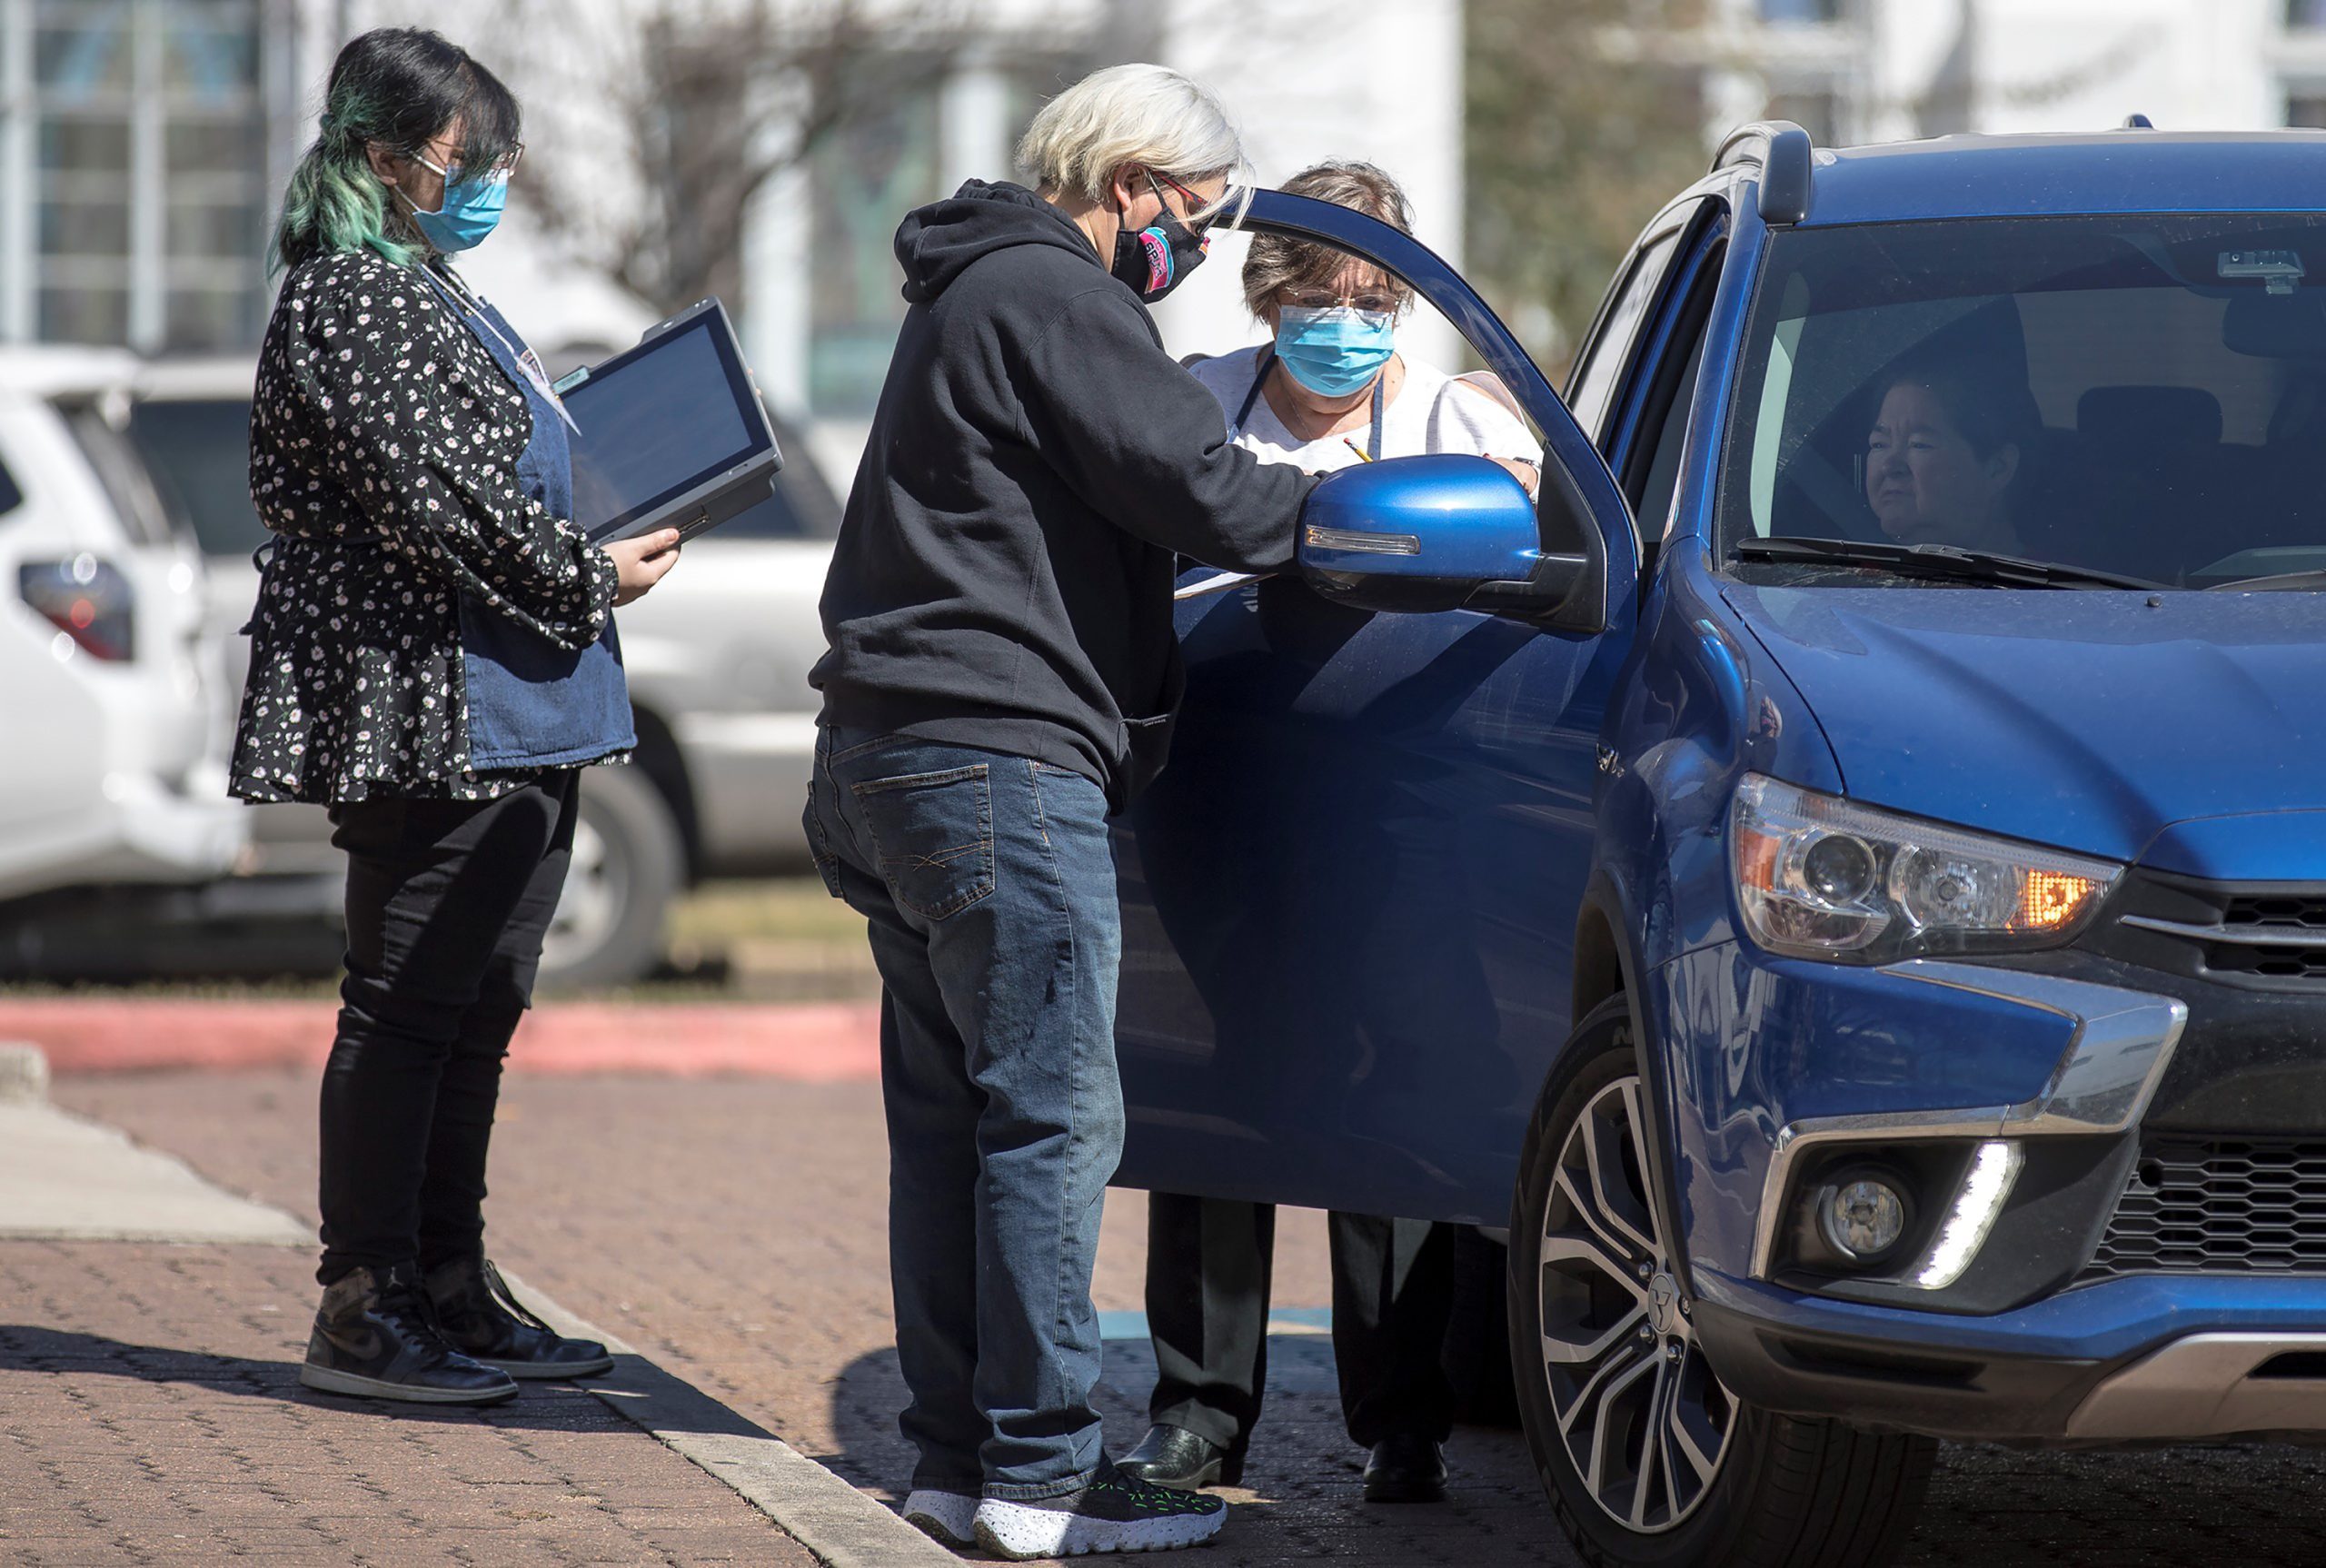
top-left (555, 298), bottom-right (783, 545)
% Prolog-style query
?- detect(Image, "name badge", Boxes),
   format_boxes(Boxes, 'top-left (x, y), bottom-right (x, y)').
top-left (514, 345), bottom-right (581, 434)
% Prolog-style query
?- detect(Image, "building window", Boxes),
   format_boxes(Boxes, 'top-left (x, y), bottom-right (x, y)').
top-left (7, 0), bottom-right (267, 351)
top-left (802, 49), bottom-right (1094, 419)
top-left (2290, 90), bottom-right (2326, 126)
top-left (806, 84), bottom-right (943, 417)
top-left (2292, 0), bottom-right (2326, 30)
top-left (1760, 0), bottom-right (1843, 25)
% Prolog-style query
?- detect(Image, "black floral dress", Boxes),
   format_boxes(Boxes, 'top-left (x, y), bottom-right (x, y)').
top-left (229, 248), bottom-right (622, 804)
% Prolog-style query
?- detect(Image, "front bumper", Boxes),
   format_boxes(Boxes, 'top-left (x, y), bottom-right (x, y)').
top-left (1695, 1269), bottom-right (2326, 1443)
top-left (1659, 935), bottom-right (2326, 1442)
top-left (1654, 943), bottom-right (2190, 1304)
top-left (0, 770), bottom-right (245, 902)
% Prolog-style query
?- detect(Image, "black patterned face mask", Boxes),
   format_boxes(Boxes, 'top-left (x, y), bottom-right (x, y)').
top-left (1110, 177), bottom-right (1209, 303)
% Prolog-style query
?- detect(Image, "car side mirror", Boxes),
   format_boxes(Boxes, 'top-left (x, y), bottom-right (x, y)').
top-left (1297, 454), bottom-right (1594, 620)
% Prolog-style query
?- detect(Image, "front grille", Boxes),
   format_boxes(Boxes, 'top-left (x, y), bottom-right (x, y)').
top-left (2106, 877), bottom-right (2326, 991)
top-left (2209, 898), bottom-right (2326, 978)
top-left (2082, 1140), bottom-right (2326, 1281)
top-left (2223, 896), bottom-right (2326, 932)
top-left (2202, 940), bottom-right (2326, 982)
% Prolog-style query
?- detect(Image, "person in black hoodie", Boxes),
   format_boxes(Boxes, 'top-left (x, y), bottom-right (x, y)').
top-left (803, 62), bottom-right (1313, 1561)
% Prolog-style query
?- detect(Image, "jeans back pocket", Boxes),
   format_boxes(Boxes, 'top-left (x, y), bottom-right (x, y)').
top-left (851, 763), bottom-right (996, 920)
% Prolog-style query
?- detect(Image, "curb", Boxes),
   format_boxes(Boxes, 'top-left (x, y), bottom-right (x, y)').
top-left (0, 1000), bottom-right (881, 1079)
top-left (507, 1272), bottom-right (957, 1568)
top-left (0, 1041), bottom-right (50, 1104)
top-left (9, 1078), bottom-right (944, 1565)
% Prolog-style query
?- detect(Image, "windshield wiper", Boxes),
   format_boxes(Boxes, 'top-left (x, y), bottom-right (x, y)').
top-left (1734, 536), bottom-right (2166, 591)
top-left (2204, 570), bottom-right (2326, 592)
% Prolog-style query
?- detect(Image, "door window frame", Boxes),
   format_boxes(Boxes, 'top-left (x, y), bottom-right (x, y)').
top-left (1606, 209), bottom-right (1732, 534)
top-left (1564, 202), bottom-right (1704, 451)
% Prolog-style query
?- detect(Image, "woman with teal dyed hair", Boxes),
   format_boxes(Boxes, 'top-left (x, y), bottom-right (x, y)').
top-left (232, 26), bottom-right (681, 1407)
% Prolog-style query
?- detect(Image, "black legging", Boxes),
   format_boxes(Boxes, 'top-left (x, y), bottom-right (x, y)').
top-left (315, 774), bottom-right (578, 1285)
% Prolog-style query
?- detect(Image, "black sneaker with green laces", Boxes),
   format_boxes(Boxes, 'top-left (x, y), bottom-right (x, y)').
top-left (972, 1459), bottom-right (1227, 1559)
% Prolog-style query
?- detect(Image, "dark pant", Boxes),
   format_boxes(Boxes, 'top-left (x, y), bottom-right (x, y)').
top-left (1146, 1194), bottom-right (1456, 1454)
top-left (807, 727), bottom-right (1122, 1500)
top-left (316, 775), bottom-right (578, 1285)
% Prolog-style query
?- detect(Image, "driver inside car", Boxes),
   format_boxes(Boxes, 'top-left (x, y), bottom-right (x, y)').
top-left (1864, 354), bottom-right (2041, 554)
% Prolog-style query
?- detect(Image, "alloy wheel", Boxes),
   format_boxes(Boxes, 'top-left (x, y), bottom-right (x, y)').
top-left (1536, 1074), bottom-right (1734, 1533)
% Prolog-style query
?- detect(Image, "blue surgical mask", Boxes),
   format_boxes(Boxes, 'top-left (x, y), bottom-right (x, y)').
top-left (1274, 305), bottom-right (1396, 398)
top-left (403, 154), bottom-right (508, 253)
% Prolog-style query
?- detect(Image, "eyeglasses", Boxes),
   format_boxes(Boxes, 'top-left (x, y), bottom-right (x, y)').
top-left (415, 142), bottom-right (524, 180)
top-left (1148, 170), bottom-right (1213, 229)
top-left (1282, 285), bottom-right (1405, 315)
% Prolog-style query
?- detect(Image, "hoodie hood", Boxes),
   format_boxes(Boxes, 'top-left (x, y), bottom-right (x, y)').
top-left (1724, 582), bottom-right (2326, 875)
top-left (895, 179), bottom-right (1101, 305)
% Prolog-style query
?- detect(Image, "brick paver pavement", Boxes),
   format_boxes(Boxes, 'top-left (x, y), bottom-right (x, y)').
top-left (56, 1069), bottom-right (2326, 1567)
top-left (0, 1237), bottom-right (816, 1567)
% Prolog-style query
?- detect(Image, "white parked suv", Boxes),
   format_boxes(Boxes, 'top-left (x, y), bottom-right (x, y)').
top-left (0, 349), bottom-right (243, 908)
top-left (126, 358), bottom-right (840, 987)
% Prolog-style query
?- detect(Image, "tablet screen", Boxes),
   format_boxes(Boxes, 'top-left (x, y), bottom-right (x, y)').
top-left (564, 311), bottom-right (770, 537)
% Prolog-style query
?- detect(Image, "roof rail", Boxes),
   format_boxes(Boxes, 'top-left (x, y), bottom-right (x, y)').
top-left (1713, 120), bottom-right (1814, 226)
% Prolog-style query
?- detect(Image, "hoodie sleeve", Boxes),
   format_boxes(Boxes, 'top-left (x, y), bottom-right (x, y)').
top-left (1014, 286), bottom-right (1313, 573)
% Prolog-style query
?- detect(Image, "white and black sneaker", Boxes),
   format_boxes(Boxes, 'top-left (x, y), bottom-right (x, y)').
top-left (901, 1489), bottom-right (979, 1548)
top-left (972, 1460), bottom-right (1227, 1559)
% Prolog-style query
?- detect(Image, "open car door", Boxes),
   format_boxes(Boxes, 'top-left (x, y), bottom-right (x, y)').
top-left (1111, 188), bottom-right (1639, 1226)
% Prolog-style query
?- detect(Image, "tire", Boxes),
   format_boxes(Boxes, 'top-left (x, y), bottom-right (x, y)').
top-left (538, 766), bottom-right (682, 991)
top-left (1509, 996), bottom-right (1934, 1568)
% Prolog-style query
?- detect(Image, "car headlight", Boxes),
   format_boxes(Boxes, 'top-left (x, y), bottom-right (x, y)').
top-left (1731, 774), bottom-right (2120, 963)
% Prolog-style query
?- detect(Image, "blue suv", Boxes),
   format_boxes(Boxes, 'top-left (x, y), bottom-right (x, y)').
top-left (1113, 124), bottom-right (2326, 1564)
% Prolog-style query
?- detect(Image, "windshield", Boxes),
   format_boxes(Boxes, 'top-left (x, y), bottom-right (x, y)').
top-left (125, 397), bottom-right (266, 558)
top-left (1718, 214), bottom-right (2326, 588)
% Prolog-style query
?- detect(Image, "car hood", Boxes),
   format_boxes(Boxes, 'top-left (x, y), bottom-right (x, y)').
top-left (1721, 583), bottom-right (2326, 871)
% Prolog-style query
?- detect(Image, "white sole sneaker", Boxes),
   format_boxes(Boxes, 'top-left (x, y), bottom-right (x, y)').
top-left (973, 1494), bottom-right (1226, 1558)
top-left (297, 1362), bottom-right (518, 1405)
top-left (901, 1490), bottom-right (979, 1548)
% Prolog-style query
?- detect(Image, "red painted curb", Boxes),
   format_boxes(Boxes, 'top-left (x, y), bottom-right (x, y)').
top-left (0, 999), bottom-right (882, 1080)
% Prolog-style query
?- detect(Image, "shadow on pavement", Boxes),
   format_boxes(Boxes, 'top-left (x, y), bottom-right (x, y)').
top-left (0, 1324), bottom-right (627, 1430)
top-left (822, 1327), bottom-right (1558, 1564)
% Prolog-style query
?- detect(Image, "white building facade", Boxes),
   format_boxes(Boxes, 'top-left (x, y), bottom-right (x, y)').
top-left (13, 0), bottom-right (2326, 471)
top-left (1708, 0), bottom-right (2326, 147)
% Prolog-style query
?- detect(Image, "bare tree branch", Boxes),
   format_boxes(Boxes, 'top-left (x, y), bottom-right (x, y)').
top-left (496, 0), bottom-right (977, 316)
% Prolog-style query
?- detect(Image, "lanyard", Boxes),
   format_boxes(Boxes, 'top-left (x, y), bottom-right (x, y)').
top-left (422, 263), bottom-right (580, 434)
top-left (1230, 346), bottom-right (1384, 461)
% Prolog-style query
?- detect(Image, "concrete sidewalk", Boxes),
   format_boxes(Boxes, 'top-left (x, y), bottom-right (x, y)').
top-left (0, 1057), bottom-right (950, 1568)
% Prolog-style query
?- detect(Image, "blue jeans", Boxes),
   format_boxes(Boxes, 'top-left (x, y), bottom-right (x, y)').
top-left (805, 726), bottom-right (1124, 1499)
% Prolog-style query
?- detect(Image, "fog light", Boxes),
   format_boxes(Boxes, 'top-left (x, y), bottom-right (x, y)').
top-left (1820, 1174), bottom-right (1908, 1261)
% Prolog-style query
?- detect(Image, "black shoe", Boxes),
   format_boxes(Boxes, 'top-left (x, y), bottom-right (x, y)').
top-left (1117, 1423), bottom-right (1242, 1489)
top-left (1363, 1434), bottom-right (1447, 1503)
top-left (423, 1255), bottom-right (616, 1379)
top-left (973, 1458), bottom-right (1228, 1559)
top-left (299, 1264), bottom-right (519, 1406)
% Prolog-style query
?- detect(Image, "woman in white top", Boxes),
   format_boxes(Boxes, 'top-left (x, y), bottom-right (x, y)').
top-left (1120, 160), bottom-right (1534, 1508)
top-left (1186, 162), bottom-right (1542, 482)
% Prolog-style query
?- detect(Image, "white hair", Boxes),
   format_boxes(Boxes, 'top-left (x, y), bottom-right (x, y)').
top-left (1015, 63), bottom-right (1244, 213)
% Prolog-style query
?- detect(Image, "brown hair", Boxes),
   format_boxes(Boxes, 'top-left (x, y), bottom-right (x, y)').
top-left (1241, 160), bottom-right (1415, 322)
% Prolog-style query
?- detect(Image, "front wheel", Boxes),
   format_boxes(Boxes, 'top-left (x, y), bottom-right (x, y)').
top-left (539, 765), bottom-right (681, 991)
top-left (1509, 997), bottom-right (1934, 1568)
